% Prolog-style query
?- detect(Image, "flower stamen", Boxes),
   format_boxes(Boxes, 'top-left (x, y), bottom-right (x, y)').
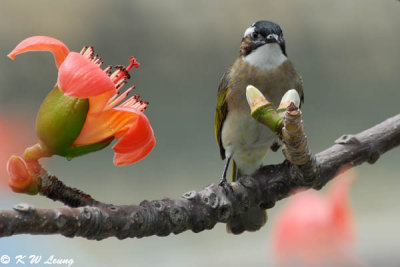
top-left (105, 86), bottom-right (134, 110)
top-left (115, 80), bottom-right (127, 91)
top-left (80, 46), bottom-right (103, 66)
top-left (79, 46), bottom-right (88, 54)
top-left (109, 66), bottom-right (125, 82)
top-left (126, 56), bottom-right (140, 71)
top-left (81, 46), bottom-right (93, 58)
top-left (120, 97), bottom-right (148, 112)
top-left (103, 65), bottom-right (112, 74)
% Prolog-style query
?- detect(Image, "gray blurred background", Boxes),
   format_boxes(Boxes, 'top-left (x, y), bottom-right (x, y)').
top-left (0, 0), bottom-right (399, 266)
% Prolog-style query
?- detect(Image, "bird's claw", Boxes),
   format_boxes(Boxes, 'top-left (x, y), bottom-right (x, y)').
top-left (219, 176), bottom-right (227, 186)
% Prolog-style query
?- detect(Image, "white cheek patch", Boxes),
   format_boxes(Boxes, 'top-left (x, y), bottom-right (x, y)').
top-left (243, 26), bottom-right (255, 38)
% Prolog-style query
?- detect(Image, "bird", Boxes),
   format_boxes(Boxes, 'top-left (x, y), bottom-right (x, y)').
top-left (215, 20), bottom-right (304, 234)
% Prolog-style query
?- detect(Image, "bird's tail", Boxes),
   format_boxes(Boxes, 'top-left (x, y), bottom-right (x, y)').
top-left (226, 162), bottom-right (268, 234)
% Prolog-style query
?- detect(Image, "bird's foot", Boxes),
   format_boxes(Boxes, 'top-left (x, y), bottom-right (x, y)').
top-left (218, 176), bottom-right (227, 186)
top-left (219, 157), bottom-right (231, 186)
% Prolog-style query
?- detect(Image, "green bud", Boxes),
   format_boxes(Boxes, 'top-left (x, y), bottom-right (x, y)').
top-left (35, 85), bottom-right (89, 156)
top-left (63, 137), bottom-right (114, 160)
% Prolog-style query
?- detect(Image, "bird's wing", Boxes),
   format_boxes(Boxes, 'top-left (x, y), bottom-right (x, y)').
top-left (215, 71), bottom-right (230, 160)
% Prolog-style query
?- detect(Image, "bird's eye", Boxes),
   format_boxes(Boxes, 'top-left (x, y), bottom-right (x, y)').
top-left (251, 32), bottom-right (258, 39)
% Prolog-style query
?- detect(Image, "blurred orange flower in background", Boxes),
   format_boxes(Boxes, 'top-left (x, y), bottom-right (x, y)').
top-left (0, 115), bottom-right (31, 192)
top-left (271, 169), bottom-right (361, 266)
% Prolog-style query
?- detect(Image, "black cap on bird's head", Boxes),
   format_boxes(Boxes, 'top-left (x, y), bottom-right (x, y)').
top-left (241, 20), bottom-right (286, 56)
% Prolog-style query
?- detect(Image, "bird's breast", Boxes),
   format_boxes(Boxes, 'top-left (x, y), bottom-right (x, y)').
top-left (222, 108), bottom-right (275, 151)
top-left (221, 108), bottom-right (274, 174)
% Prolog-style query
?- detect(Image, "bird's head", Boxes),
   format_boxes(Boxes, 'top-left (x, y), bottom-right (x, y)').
top-left (240, 20), bottom-right (286, 57)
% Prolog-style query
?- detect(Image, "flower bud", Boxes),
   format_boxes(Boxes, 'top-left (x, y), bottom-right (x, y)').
top-left (7, 156), bottom-right (39, 194)
top-left (35, 85), bottom-right (89, 156)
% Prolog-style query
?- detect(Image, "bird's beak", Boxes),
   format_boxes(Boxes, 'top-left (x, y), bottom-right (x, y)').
top-left (265, 34), bottom-right (279, 44)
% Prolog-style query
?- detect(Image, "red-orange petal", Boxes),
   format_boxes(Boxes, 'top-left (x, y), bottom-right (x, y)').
top-left (58, 52), bottom-right (116, 98)
top-left (113, 138), bottom-right (155, 166)
top-left (112, 112), bottom-right (155, 165)
top-left (73, 108), bottom-right (138, 146)
top-left (87, 90), bottom-right (116, 114)
top-left (8, 36), bottom-right (70, 68)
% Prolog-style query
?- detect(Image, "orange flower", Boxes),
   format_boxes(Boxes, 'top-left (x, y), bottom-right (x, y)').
top-left (271, 169), bottom-right (359, 266)
top-left (8, 36), bottom-right (155, 166)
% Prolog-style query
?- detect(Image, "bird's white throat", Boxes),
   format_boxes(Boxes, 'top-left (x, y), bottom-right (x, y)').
top-left (244, 43), bottom-right (287, 70)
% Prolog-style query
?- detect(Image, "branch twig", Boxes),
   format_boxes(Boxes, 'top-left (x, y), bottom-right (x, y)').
top-left (38, 173), bottom-right (109, 208)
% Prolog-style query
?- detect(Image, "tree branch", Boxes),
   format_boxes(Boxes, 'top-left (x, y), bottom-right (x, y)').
top-left (38, 173), bottom-right (110, 208)
top-left (1, 113), bottom-right (399, 239)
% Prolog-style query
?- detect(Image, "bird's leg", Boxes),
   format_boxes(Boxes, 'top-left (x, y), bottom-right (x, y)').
top-left (219, 157), bottom-right (231, 185)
